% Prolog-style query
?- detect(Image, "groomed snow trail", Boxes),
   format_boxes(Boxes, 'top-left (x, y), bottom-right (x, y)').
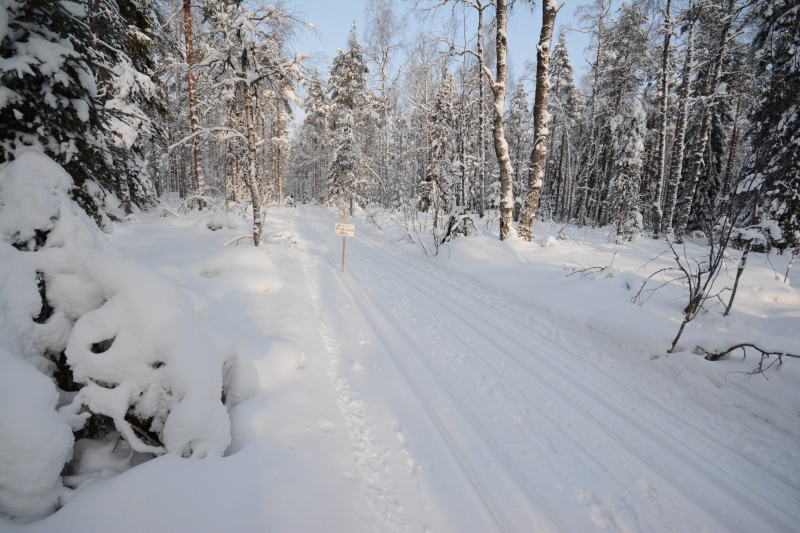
top-left (289, 206), bottom-right (800, 533)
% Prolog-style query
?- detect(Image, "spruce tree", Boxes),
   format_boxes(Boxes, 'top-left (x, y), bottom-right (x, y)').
top-left (329, 110), bottom-right (366, 214)
top-left (1, 1), bottom-right (120, 224)
top-left (546, 32), bottom-right (582, 221)
top-left (739, 0), bottom-right (800, 251)
top-left (328, 23), bottom-right (373, 213)
top-left (506, 82), bottom-right (531, 219)
top-left (425, 68), bottom-right (457, 227)
top-left (609, 98), bottom-right (647, 240)
top-left (295, 71), bottom-right (329, 201)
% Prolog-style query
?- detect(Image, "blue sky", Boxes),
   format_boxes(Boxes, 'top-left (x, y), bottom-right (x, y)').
top-left (289, 0), bottom-right (594, 95)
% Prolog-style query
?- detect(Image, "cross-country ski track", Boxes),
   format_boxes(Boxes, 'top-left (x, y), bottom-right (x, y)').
top-left (17, 204), bottom-right (795, 533)
top-left (290, 206), bottom-right (799, 533)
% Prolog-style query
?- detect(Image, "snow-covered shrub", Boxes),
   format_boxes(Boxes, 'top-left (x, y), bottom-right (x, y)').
top-left (440, 212), bottom-right (479, 243)
top-left (0, 152), bottom-right (252, 521)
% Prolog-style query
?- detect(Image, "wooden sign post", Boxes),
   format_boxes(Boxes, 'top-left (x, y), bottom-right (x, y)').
top-left (335, 212), bottom-right (355, 272)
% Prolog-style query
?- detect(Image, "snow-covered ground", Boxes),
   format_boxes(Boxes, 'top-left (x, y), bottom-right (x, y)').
top-left (4, 202), bottom-right (800, 533)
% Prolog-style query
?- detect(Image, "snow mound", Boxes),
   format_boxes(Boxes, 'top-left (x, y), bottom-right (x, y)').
top-left (0, 153), bottom-right (257, 522)
top-left (0, 348), bottom-right (73, 521)
top-left (181, 248), bottom-right (283, 297)
top-left (188, 211), bottom-right (241, 233)
top-left (540, 235), bottom-right (558, 247)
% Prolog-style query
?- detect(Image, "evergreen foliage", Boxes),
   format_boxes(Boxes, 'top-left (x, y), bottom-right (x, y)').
top-left (740, 0), bottom-right (800, 250)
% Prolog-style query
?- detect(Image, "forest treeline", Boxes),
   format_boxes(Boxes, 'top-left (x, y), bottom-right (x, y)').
top-left (1, 0), bottom-right (797, 252)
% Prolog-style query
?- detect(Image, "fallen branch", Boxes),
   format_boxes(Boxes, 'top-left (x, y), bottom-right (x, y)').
top-left (565, 259), bottom-right (605, 279)
top-left (130, 421), bottom-right (163, 448)
top-left (697, 343), bottom-right (800, 380)
top-left (224, 235), bottom-right (254, 247)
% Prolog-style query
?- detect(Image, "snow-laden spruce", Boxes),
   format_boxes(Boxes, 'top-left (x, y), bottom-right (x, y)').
top-left (0, 152), bottom-right (257, 521)
top-left (608, 98), bottom-right (646, 241)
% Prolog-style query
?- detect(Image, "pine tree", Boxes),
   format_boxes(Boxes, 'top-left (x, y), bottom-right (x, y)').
top-left (182, 0), bottom-right (204, 193)
top-left (329, 23), bottom-right (373, 132)
top-left (572, 0), bottom-right (612, 226)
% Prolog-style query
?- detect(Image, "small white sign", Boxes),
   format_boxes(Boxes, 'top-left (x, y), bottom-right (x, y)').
top-left (335, 223), bottom-right (355, 237)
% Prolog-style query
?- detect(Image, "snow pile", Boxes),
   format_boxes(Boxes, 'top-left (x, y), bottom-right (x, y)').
top-left (0, 348), bottom-right (73, 522)
top-left (0, 152), bottom-right (256, 522)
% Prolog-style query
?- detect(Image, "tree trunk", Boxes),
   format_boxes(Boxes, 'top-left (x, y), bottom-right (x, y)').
top-left (724, 239), bottom-right (751, 316)
top-left (477, 4), bottom-right (487, 219)
top-left (661, 16), bottom-right (695, 238)
top-left (518, 0), bottom-right (558, 240)
top-left (244, 84), bottom-right (262, 246)
top-left (576, 4), bottom-right (607, 226)
top-left (483, 0), bottom-right (515, 240)
top-left (651, 0), bottom-right (673, 236)
top-left (183, 0), bottom-right (204, 195)
top-left (673, 0), bottom-right (735, 243)
top-left (273, 98), bottom-right (285, 206)
top-left (785, 248), bottom-right (798, 283)
top-left (722, 97), bottom-right (741, 198)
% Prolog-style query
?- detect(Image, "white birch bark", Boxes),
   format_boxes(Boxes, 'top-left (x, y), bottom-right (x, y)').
top-left (651, 0), bottom-right (672, 236)
top-left (244, 84), bottom-right (262, 246)
top-left (482, 0), bottom-right (515, 240)
top-left (661, 17), bottom-right (695, 237)
top-left (673, 0), bottom-right (735, 242)
top-left (518, 0), bottom-right (559, 240)
top-left (477, 3), bottom-right (487, 219)
top-left (183, 0), bottom-right (204, 194)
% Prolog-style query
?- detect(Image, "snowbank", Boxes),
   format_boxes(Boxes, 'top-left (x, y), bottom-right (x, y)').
top-left (0, 152), bottom-right (260, 522)
top-left (0, 348), bottom-right (73, 521)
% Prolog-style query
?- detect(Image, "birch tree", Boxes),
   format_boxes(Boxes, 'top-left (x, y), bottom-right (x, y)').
top-left (673, 0), bottom-right (738, 242)
top-left (661, 8), bottom-right (696, 238)
top-left (518, 0), bottom-right (559, 240)
top-left (199, 2), bottom-right (302, 245)
top-left (182, 0), bottom-right (204, 193)
top-left (650, 0), bottom-right (674, 236)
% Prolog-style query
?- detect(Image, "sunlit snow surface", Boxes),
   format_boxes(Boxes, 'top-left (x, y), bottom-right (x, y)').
top-left (5, 201), bottom-right (800, 533)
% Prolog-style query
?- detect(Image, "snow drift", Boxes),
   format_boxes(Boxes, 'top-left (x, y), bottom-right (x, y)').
top-left (0, 152), bottom-right (257, 522)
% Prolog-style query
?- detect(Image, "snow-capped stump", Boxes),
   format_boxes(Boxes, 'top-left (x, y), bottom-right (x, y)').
top-left (0, 153), bottom-right (256, 521)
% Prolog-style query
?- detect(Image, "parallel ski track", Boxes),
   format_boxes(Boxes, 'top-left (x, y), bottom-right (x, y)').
top-left (301, 215), bottom-right (562, 533)
top-left (346, 223), bottom-right (799, 533)
top-left (302, 210), bottom-right (799, 533)
top-left (361, 218), bottom-right (800, 497)
top-left (343, 222), bottom-right (800, 519)
top-left (304, 218), bottom-right (686, 532)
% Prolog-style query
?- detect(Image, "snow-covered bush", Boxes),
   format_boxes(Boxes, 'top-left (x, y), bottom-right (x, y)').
top-left (0, 152), bottom-right (253, 521)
